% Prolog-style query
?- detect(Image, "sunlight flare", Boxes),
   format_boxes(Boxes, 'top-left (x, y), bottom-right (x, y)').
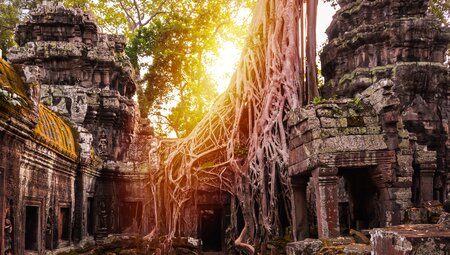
top-left (208, 41), bottom-right (242, 94)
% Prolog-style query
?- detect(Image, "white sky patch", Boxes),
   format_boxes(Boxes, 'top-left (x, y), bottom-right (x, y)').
top-left (138, 55), bottom-right (153, 81)
top-left (207, 41), bottom-right (241, 94)
top-left (235, 6), bottom-right (253, 26)
top-left (317, 2), bottom-right (336, 48)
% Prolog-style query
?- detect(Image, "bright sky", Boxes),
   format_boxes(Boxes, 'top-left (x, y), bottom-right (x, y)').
top-left (209, 1), bottom-right (337, 94)
top-left (317, 1), bottom-right (337, 49)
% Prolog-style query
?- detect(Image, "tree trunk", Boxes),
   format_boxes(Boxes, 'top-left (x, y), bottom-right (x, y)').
top-left (150, 0), bottom-right (318, 253)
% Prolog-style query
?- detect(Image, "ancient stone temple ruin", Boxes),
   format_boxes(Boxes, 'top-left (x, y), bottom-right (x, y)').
top-left (287, 0), bottom-right (450, 253)
top-left (0, 0), bottom-right (449, 254)
top-left (0, 3), bottom-right (154, 254)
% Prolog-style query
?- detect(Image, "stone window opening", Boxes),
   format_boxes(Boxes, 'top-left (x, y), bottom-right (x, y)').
top-left (25, 206), bottom-right (40, 252)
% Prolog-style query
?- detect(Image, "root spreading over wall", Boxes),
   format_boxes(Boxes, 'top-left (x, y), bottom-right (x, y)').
top-left (148, 0), bottom-right (318, 253)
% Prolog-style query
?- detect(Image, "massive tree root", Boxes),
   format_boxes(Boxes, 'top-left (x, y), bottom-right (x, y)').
top-left (148, 0), bottom-right (318, 253)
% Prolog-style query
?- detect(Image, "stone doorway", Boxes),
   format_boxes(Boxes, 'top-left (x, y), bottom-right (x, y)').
top-left (58, 207), bottom-right (70, 244)
top-left (25, 206), bottom-right (39, 251)
top-left (338, 168), bottom-right (380, 233)
top-left (199, 207), bottom-right (223, 252)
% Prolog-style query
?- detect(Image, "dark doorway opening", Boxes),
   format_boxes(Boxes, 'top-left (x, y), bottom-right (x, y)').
top-left (119, 201), bottom-right (142, 232)
top-left (412, 163), bottom-right (421, 205)
top-left (291, 176), bottom-right (310, 240)
top-left (87, 197), bottom-right (95, 235)
top-left (200, 208), bottom-right (222, 252)
top-left (59, 207), bottom-right (70, 241)
top-left (339, 168), bottom-right (380, 232)
top-left (25, 206), bottom-right (39, 251)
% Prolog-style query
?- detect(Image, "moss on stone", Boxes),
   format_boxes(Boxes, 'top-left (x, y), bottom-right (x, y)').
top-left (34, 105), bottom-right (78, 159)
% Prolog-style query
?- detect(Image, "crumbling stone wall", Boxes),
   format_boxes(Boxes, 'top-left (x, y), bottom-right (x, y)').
top-left (288, 0), bottom-right (449, 244)
top-left (0, 58), bottom-right (79, 254)
top-left (0, 2), bottom-right (155, 254)
top-left (320, 0), bottom-right (450, 205)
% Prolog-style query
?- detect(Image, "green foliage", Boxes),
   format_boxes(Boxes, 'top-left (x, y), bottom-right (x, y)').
top-left (130, 12), bottom-right (220, 137)
top-left (0, 0), bottom-right (22, 55)
top-left (0, 0), bottom-right (254, 138)
top-left (429, 0), bottom-right (450, 25)
top-left (347, 97), bottom-right (364, 112)
top-left (317, 66), bottom-right (325, 88)
top-left (128, 0), bottom-right (254, 137)
top-left (313, 96), bottom-right (326, 105)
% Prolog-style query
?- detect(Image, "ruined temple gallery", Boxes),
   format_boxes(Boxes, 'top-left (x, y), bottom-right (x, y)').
top-left (0, 0), bottom-right (449, 254)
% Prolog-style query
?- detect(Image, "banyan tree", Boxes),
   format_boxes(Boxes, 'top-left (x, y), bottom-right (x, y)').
top-left (148, 0), bottom-right (319, 253)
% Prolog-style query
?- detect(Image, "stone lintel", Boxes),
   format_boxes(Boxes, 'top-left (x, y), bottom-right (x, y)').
top-left (289, 150), bottom-right (396, 176)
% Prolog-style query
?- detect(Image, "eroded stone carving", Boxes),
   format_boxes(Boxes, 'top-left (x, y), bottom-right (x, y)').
top-left (0, 2), bottom-right (154, 253)
top-left (288, 0), bottom-right (450, 253)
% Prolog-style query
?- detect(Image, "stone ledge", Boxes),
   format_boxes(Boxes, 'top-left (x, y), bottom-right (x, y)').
top-left (371, 224), bottom-right (450, 255)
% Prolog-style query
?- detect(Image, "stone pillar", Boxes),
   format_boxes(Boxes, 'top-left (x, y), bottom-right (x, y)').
top-left (416, 150), bottom-right (437, 203)
top-left (419, 167), bottom-right (436, 203)
top-left (312, 167), bottom-right (339, 238)
top-left (102, 69), bottom-right (110, 90)
top-left (93, 71), bottom-right (101, 87)
top-left (370, 164), bottom-right (401, 227)
top-left (291, 176), bottom-right (309, 241)
top-left (73, 165), bottom-right (86, 243)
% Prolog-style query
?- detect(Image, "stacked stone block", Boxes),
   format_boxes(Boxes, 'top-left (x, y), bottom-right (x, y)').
top-left (288, 0), bottom-right (450, 253)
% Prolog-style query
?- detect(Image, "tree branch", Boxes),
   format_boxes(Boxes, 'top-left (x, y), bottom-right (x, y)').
top-left (132, 0), bottom-right (143, 26)
top-left (118, 0), bottom-right (137, 32)
top-left (141, 0), bottom-right (170, 27)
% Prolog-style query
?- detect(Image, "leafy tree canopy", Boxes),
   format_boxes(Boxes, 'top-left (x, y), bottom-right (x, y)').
top-left (78, 0), bottom-right (254, 138)
top-left (0, 0), bottom-right (254, 138)
top-left (128, 0), bottom-right (254, 137)
top-left (0, 0), bottom-right (22, 54)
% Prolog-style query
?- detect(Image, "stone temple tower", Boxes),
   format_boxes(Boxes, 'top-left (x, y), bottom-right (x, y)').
top-left (320, 0), bottom-right (450, 204)
top-left (288, 0), bottom-right (449, 243)
top-left (6, 2), bottom-right (154, 245)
